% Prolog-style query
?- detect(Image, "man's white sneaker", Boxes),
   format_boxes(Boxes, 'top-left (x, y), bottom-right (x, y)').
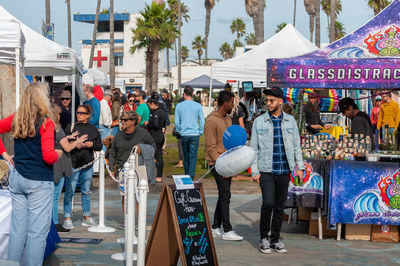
top-left (259, 238), bottom-right (271, 254)
top-left (221, 231), bottom-right (243, 241)
top-left (63, 219), bottom-right (74, 230)
top-left (81, 217), bottom-right (97, 227)
top-left (212, 228), bottom-right (223, 238)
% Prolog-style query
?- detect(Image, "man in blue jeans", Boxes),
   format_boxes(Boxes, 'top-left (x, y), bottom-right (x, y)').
top-left (175, 86), bottom-right (205, 178)
top-left (250, 87), bottom-right (304, 254)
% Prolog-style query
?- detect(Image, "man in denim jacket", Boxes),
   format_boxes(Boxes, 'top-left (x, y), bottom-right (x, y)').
top-left (250, 87), bottom-right (304, 254)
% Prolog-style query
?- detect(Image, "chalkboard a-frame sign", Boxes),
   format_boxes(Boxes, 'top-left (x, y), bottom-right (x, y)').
top-left (145, 183), bottom-right (218, 266)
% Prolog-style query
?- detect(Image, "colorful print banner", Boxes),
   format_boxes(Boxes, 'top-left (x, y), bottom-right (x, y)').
top-left (328, 160), bottom-right (400, 225)
top-left (286, 159), bottom-right (327, 209)
top-left (267, 1), bottom-right (400, 89)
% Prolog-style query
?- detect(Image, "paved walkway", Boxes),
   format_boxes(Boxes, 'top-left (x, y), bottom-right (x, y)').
top-left (43, 179), bottom-right (400, 266)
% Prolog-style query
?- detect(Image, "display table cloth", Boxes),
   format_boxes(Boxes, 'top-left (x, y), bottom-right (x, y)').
top-left (285, 159), bottom-right (328, 210)
top-left (328, 160), bottom-right (400, 225)
top-left (0, 190), bottom-right (60, 260)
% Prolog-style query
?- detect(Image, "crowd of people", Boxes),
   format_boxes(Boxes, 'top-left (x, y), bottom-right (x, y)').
top-left (3, 80), bottom-right (399, 264)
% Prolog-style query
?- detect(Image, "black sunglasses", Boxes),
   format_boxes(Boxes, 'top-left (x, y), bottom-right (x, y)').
top-left (121, 118), bottom-right (132, 122)
top-left (61, 98), bottom-right (71, 101)
top-left (376, 99), bottom-right (382, 101)
top-left (129, 100), bottom-right (135, 102)
top-left (76, 111), bottom-right (89, 115)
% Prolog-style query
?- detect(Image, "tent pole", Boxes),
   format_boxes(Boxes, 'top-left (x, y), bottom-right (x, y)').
top-left (15, 48), bottom-right (20, 110)
top-left (72, 72), bottom-right (76, 124)
top-left (209, 68), bottom-right (213, 107)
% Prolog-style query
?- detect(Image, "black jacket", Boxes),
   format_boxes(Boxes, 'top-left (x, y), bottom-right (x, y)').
top-left (147, 107), bottom-right (166, 139)
top-left (65, 122), bottom-right (102, 169)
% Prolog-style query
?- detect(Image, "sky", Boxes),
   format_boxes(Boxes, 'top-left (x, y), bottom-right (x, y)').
top-left (1, 0), bottom-right (377, 64)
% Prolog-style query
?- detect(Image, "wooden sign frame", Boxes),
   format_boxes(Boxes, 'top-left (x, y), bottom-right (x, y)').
top-left (145, 183), bottom-right (218, 266)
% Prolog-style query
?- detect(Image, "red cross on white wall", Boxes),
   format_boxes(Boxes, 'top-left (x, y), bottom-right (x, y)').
top-left (93, 50), bottom-right (108, 67)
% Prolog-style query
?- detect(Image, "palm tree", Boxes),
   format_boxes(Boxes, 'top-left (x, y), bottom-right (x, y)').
top-left (275, 22), bottom-right (287, 33)
top-left (367, 0), bottom-right (391, 15)
top-left (335, 21), bottom-right (345, 40)
top-left (131, 2), bottom-right (177, 91)
top-left (219, 42), bottom-right (233, 60)
top-left (181, 45), bottom-right (189, 62)
top-left (204, 0), bottom-right (219, 65)
top-left (321, 0), bottom-right (342, 42)
top-left (257, 0), bottom-right (265, 43)
top-left (45, 0), bottom-right (51, 26)
top-left (245, 0), bottom-right (265, 44)
top-left (230, 18), bottom-right (246, 43)
top-left (167, 0), bottom-right (190, 76)
top-left (245, 32), bottom-right (257, 45)
top-left (192, 35), bottom-right (205, 64)
top-left (89, 0), bottom-right (101, 68)
top-left (65, 0), bottom-right (71, 48)
top-left (304, 0), bottom-right (316, 42)
top-left (110, 0), bottom-right (115, 90)
top-left (315, 0), bottom-right (321, 47)
top-left (293, 0), bottom-right (297, 27)
top-left (233, 39), bottom-right (243, 49)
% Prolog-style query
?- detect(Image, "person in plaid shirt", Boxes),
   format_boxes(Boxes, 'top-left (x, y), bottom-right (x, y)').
top-left (250, 87), bottom-right (304, 254)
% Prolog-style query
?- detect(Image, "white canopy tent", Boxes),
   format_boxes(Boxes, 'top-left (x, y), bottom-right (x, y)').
top-left (0, 4), bottom-right (84, 123)
top-left (0, 20), bottom-right (25, 108)
top-left (83, 68), bottom-right (110, 86)
top-left (211, 24), bottom-right (317, 84)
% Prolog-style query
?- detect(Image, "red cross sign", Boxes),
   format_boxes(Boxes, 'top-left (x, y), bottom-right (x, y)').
top-left (93, 50), bottom-right (107, 67)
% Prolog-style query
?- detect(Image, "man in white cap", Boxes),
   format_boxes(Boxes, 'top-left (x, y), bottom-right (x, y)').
top-left (99, 89), bottom-right (113, 151)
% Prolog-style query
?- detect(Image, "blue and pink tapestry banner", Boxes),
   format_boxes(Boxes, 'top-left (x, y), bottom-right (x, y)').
top-left (328, 160), bottom-right (400, 225)
top-left (267, 0), bottom-right (400, 89)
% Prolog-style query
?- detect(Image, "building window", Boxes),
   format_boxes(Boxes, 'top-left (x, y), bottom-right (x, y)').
top-left (115, 54), bottom-right (123, 66)
top-left (98, 21), bottom-right (124, 32)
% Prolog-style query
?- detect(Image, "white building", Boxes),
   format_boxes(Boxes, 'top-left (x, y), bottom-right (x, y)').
top-left (74, 12), bottom-right (172, 94)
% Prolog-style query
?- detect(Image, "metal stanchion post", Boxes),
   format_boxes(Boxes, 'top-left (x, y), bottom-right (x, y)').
top-left (89, 150), bottom-right (115, 233)
top-left (126, 155), bottom-right (136, 266)
top-left (111, 158), bottom-right (137, 262)
top-left (137, 178), bottom-right (148, 266)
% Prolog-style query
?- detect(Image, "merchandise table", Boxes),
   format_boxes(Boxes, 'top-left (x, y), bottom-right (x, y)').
top-left (0, 190), bottom-right (60, 260)
top-left (285, 159), bottom-right (400, 240)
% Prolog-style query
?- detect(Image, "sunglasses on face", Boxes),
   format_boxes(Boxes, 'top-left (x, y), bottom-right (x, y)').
top-left (121, 118), bottom-right (132, 122)
top-left (129, 100), bottom-right (135, 102)
top-left (376, 99), bottom-right (382, 102)
top-left (61, 98), bottom-right (71, 101)
top-left (76, 111), bottom-right (89, 115)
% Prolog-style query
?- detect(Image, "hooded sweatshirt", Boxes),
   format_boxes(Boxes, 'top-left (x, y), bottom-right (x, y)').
top-left (377, 100), bottom-right (400, 129)
top-left (204, 111), bottom-right (232, 166)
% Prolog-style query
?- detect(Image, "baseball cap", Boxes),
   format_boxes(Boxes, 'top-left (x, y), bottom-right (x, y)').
top-left (338, 97), bottom-right (356, 114)
top-left (103, 89), bottom-right (113, 96)
top-left (263, 87), bottom-right (284, 99)
top-left (376, 95), bottom-right (382, 101)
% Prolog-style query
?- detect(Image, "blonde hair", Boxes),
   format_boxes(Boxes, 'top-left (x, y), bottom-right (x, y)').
top-left (51, 104), bottom-right (62, 131)
top-left (12, 82), bottom-right (52, 138)
top-left (229, 94), bottom-right (240, 118)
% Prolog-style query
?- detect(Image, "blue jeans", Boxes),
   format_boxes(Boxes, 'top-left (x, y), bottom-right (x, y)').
top-left (52, 176), bottom-right (66, 224)
top-left (112, 126), bottom-right (119, 136)
top-left (8, 168), bottom-right (54, 266)
top-left (99, 125), bottom-right (111, 152)
top-left (181, 135), bottom-right (200, 178)
top-left (64, 167), bottom-right (94, 218)
top-left (381, 127), bottom-right (395, 144)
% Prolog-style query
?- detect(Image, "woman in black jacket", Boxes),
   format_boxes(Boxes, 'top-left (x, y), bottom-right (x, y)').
top-left (63, 104), bottom-right (102, 230)
top-left (147, 97), bottom-right (166, 182)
